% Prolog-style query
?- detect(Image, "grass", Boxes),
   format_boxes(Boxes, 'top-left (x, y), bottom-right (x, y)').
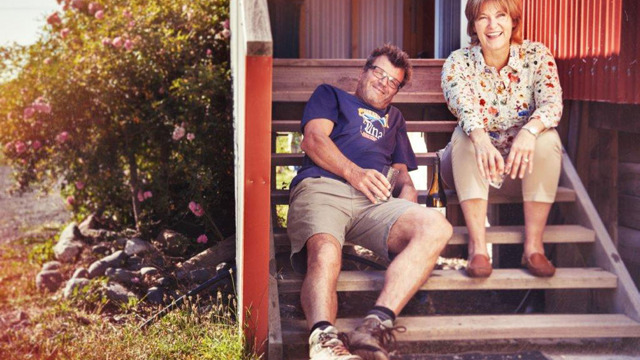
top-left (0, 232), bottom-right (260, 360)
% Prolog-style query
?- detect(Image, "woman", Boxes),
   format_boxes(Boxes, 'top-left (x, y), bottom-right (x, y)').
top-left (439, 0), bottom-right (563, 277)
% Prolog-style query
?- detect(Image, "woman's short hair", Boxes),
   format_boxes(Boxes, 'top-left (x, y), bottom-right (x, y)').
top-left (364, 43), bottom-right (412, 89)
top-left (465, 0), bottom-right (523, 46)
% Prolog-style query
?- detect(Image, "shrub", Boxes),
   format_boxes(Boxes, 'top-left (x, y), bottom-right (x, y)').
top-left (0, 0), bottom-right (233, 239)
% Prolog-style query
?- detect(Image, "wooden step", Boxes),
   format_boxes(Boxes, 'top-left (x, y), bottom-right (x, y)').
top-left (282, 314), bottom-right (640, 343)
top-left (273, 90), bottom-right (446, 104)
top-left (272, 120), bottom-right (458, 133)
top-left (276, 268), bottom-right (617, 293)
top-left (272, 152), bottom-right (438, 166)
top-left (271, 187), bottom-right (577, 205)
top-left (273, 224), bottom-right (595, 254)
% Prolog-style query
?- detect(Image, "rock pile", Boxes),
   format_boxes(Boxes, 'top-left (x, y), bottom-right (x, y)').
top-left (35, 214), bottom-right (235, 307)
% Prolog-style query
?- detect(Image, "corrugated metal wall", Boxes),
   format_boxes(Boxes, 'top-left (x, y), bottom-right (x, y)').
top-left (523, 0), bottom-right (639, 104)
top-left (354, 0), bottom-right (404, 58)
top-left (303, 0), bottom-right (403, 59)
top-left (304, 0), bottom-right (352, 58)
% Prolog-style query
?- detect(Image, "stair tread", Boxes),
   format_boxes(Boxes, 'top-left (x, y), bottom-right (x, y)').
top-left (277, 267), bottom-right (617, 293)
top-left (282, 314), bottom-right (640, 343)
top-left (272, 120), bottom-right (458, 133)
top-left (272, 90), bottom-right (445, 103)
top-left (272, 186), bottom-right (577, 205)
top-left (273, 225), bottom-right (595, 253)
top-left (272, 152), bottom-right (438, 166)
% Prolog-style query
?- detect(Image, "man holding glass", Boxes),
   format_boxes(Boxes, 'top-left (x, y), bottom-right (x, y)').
top-left (287, 44), bottom-right (452, 360)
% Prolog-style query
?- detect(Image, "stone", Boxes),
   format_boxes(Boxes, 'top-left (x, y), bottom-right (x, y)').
top-left (140, 267), bottom-right (159, 276)
top-left (91, 244), bottom-right (111, 256)
top-left (72, 268), bottom-right (89, 279)
top-left (88, 250), bottom-right (128, 278)
top-left (186, 268), bottom-right (215, 284)
top-left (63, 278), bottom-right (90, 299)
top-left (78, 213), bottom-right (99, 235)
top-left (156, 277), bottom-right (172, 287)
top-left (36, 270), bottom-right (63, 292)
top-left (104, 283), bottom-right (136, 303)
top-left (53, 222), bottom-right (84, 263)
top-left (124, 238), bottom-right (154, 256)
top-left (145, 287), bottom-right (165, 304)
top-left (105, 268), bottom-right (140, 285)
top-left (42, 261), bottom-right (62, 271)
top-left (126, 255), bottom-right (143, 271)
top-left (154, 229), bottom-right (190, 257)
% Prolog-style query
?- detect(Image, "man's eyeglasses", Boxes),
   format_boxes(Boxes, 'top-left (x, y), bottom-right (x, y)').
top-left (369, 65), bottom-right (402, 90)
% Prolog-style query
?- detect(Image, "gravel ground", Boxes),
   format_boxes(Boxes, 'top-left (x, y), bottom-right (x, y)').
top-left (0, 166), bottom-right (71, 244)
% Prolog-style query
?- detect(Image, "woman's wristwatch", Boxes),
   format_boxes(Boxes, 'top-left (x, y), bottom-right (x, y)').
top-left (522, 125), bottom-right (540, 138)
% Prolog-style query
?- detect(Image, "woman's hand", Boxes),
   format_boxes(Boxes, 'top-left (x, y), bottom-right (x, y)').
top-left (469, 129), bottom-right (504, 184)
top-left (505, 128), bottom-right (537, 179)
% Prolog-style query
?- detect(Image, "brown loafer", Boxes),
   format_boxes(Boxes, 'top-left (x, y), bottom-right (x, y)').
top-left (466, 254), bottom-right (492, 278)
top-left (522, 252), bottom-right (556, 277)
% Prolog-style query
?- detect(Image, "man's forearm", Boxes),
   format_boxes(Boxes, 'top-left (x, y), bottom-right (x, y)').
top-left (302, 131), bottom-right (359, 181)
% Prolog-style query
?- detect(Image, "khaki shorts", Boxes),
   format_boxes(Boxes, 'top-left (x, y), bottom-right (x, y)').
top-left (287, 177), bottom-right (421, 273)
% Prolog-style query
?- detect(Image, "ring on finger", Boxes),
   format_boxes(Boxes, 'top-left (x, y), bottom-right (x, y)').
top-left (523, 158), bottom-right (529, 163)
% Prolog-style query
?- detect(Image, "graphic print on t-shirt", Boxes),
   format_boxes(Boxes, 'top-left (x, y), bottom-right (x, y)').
top-left (358, 108), bottom-right (389, 141)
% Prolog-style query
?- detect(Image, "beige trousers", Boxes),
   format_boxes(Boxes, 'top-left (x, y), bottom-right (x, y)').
top-left (440, 126), bottom-right (562, 203)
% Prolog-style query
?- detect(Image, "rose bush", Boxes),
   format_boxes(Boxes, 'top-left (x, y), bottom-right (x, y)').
top-left (0, 0), bottom-right (233, 241)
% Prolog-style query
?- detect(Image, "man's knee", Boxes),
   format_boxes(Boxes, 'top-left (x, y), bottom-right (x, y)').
top-left (420, 210), bottom-right (453, 247)
top-left (306, 233), bottom-right (343, 270)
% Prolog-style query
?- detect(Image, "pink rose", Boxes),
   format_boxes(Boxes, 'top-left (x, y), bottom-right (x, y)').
top-left (123, 10), bottom-right (132, 19)
top-left (32, 140), bottom-right (42, 150)
top-left (75, 181), bottom-right (85, 190)
top-left (71, 0), bottom-right (85, 10)
top-left (137, 190), bottom-right (145, 202)
top-left (188, 201), bottom-right (204, 217)
top-left (186, 133), bottom-right (195, 141)
top-left (143, 191), bottom-right (152, 199)
top-left (15, 141), bottom-right (26, 154)
top-left (4, 142), bottom-right (13, 152)
top-left (223, 19), bottom-right (230, 29)
top-left (222, 29), bottom-right (230, 39)
top-left (111, 37), bottom-right (123, 49)
top-left (102, 37), bottom-right (111, 46)
top-left (94, 10), bottom-right (104, 20)
top-left (88, 2), bottom-right (102, 14)
top-left (60, 28), bottom-right (70, 39)
top-left (56, 131), bottom-right (69, 144)
top-left (197, 234), bottom-right (208, 244)
top-left (124, 39), bottom-right (134, 51)
top-left (206, 49), bottom-right (212, 56)
top-left (66, 195), bottom-right (75, 206)
top-left (172, 125), bottom-right (185, 140)
top-left (128, 20), bottom-right (135, 29)
top-left (33, 103), bottom-right (51, 114)
top-left (23, 107), bottom-right (35, 119)
top-left (44, 58), bottom-right (52, 65)
top-left (47, 12), bottom-right (61, 26)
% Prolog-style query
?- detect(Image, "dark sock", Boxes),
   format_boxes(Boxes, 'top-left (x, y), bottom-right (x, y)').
top-left (367, 306), bottom-right (396, 323)
top-left (310, 321), bottom-right (333, 335)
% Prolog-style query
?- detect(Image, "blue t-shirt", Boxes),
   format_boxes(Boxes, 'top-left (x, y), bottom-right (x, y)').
top-left (291, 84), bottom-right (417, 187)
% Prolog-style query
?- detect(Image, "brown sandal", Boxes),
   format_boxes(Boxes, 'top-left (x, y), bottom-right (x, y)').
top-left (522, 252), bottom-right (556, 277)
top-left (466, 254), bottom-right (493, 278)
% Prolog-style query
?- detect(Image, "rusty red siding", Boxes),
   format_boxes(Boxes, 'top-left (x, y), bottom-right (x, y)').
top-left (523, 0), bottom-right (638, 104)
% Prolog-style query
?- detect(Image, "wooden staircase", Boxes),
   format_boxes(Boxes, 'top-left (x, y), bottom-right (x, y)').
top-left (268, 59), bottom-right (640, 359)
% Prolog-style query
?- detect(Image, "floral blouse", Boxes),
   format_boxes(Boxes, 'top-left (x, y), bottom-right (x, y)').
top-left (441, 40), bottom-right (563, 155)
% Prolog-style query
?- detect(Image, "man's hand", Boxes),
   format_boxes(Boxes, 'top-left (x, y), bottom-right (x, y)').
top-left (345, 167), bottom-right (391, 204)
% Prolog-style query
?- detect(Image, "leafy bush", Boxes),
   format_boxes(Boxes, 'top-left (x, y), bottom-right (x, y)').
top-left (0, 0), bottom-right (233, 239)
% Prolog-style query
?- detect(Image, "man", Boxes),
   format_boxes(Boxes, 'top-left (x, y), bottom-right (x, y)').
top-left (287, 44), bottom-right (452, 360)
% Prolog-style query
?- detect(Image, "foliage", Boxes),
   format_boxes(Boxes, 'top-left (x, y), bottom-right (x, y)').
top-left (0, 0), bottom-right (234, 239)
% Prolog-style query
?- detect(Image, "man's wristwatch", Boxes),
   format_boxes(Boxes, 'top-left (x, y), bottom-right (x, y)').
top-left (522, 126), bottom-right (539, 138)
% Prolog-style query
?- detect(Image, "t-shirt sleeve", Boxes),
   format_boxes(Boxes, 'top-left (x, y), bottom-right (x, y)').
top-left (391, 120), bottom-right (418, 171)
top-left (301, 84), bottom-right (339, 133)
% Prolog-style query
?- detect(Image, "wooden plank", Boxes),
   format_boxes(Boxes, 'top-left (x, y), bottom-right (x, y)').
top-left (559, 152), bottom-right (640, 322)
top-left (282, 314), bottom-right (640, 343)
top-left (272, 120), bottom-right (458, 133)
top-left (590, 102), bottom-right (640, 133)
top-left (272, 152), bottom-right (438, 166)
top-left (272, 225), bottom-right (596, 254)
top-left (277, 268), bottom-right (617, 293)
top-left (350, 0), bottom-right (359, 58)
top-left (619, 194), bottom-right (640, 231)
top-left (271, 187), bottom-right (577, 205)
top-left (592, 128), bottom-right (618, 245)
top-left (619, 162), bottom-right (640, 197)
top-left (272, 90), bottom-right (446, 104)
top-left (268, 275), bottom-right (283, 359)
